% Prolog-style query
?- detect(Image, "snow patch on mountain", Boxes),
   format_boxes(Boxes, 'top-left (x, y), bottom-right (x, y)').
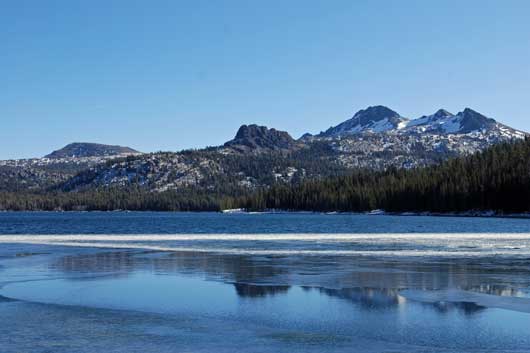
top-left (317, 106), bottom-right (526, 140)
top-left (321, 106), bottom-right (408, 137)
top-left (405, 110), bottom-right (462, 134)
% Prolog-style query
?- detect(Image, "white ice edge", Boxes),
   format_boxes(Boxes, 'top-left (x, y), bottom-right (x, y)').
top-left (2, 233), bottom-right (530, 257)
top-left (2, 233), bottom-right (530, 242)
top-left (2, 240), bottom-right (530, 257)
top-left (400, 289), bottom-right (530, 313)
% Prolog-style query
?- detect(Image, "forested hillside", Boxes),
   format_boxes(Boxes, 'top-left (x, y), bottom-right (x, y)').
top-left (1, 138), bottom-right (529, 214)
top-left (233, 138), bottom-right (530, 214)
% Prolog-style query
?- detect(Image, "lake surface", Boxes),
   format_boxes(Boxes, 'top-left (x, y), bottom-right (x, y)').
top-left (1, 212), bottom-right (530, 352)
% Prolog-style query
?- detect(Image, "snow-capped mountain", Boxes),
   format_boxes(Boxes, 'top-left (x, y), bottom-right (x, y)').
top-left (317, 106), bottom-right (525, 140)
top-left (404, 109), bottom-right (458, 133)
top-left (297, 105), bottom-right (528, 170)
top-left (320, 106), bottom-right (408, 136)
top-left (1, 105), bottom-right (527, 193)
top-left (402, 108), bottom-right (521, 136)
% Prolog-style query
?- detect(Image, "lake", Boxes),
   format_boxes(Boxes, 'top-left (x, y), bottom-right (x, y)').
top-left (1, 212), bottom-right (530, 352)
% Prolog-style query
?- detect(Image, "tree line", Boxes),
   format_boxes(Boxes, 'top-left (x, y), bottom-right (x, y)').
top-left (1, 138), bottom-right (529, 213)
top-left (229, 137), bottom-right (530, 213)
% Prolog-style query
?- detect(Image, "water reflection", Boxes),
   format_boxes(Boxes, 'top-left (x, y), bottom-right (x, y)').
top-left (430, 301), bottom-right (486, 315)
top-left (49, 249), bottom-right (530, 314)
top-left (234, 283), bottom-right (291, 298)
top-left (52, 250), bottom-right (530, 292)
top-left (305, 287), bottom-right (489, 315)
top-left (0, 295), bottom-right (15, 303)
top-left (466, 284), bottom-right (526, 297)
top-left (51, 251), bottom-right (138, 280)
top-left (317, 287), bottom-right (401, 310)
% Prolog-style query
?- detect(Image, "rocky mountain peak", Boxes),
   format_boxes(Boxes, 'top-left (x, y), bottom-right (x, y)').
top-left (432, 109), bottom-right (454, 119)
top-left (457, 108), bottom-right (497, 133)
top-left (353, 105), bottom-right (402, 123)
top-left (313, 105), bottom-right (525, 139)
top-left (320, 105), bottom-right (407, 137)
top-left (224, 125), bottom-right (298, 152)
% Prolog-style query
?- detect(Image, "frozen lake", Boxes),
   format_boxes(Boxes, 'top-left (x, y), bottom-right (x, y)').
top-left (1, 212), bottom-right (530, 352)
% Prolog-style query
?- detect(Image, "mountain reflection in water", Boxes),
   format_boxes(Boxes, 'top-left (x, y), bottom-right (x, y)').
top-left (48, 248), bottom-right (530, 314)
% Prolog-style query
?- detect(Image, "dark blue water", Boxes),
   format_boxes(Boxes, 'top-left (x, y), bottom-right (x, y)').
top-left (1, 212), bottom-right (530, 352)
top-left (1, 211), bottom-right (530, 234)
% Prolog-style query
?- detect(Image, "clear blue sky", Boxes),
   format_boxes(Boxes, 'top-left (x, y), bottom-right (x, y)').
top-left (2, 0), bottom-right (530, 159)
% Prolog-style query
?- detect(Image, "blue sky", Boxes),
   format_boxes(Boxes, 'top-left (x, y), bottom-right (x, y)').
top-left (2, 0), bottom-right (530, 159)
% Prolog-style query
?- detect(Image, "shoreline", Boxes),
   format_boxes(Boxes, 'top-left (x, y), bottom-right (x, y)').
top-left (2, 208), bottom-right (530, 219)
top-left (222, 209), bottom-right (530, 219)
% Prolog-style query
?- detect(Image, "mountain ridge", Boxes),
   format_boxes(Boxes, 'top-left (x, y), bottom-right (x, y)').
top-left (316, 106), bottom-right (525, 138)
top-left (1, 105), bottom-right (527, 194)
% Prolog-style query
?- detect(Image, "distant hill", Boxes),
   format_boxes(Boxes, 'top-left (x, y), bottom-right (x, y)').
top-left (45, 143), bottom-right (139, 159)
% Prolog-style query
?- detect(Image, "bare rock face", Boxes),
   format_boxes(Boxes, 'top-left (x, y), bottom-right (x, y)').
top-left (224, 124), bottom-right (299, 152)
top-left (458, 108), bottom-right (497, 133)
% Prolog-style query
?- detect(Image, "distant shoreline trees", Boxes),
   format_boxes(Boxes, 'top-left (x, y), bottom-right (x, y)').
top-left (1, 138), bottom-right (529, 214)
top-left (234, 137), bottom-right (530, 214)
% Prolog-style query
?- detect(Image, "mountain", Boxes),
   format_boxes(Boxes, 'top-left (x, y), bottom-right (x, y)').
top-left (320, 106), bottom-right (408, 136)
top-left (0, 105), bottom-right (526, 194)
top-left (458, 108), bottom-right (498, 133)
top-left (224, 125), bottom-right (300, 153)
top-left (318, 106), bottom-right (524, 139)
top-left (5, 137), bottom-right (530, 212)
top-left (404, 109), bottom-right (457, 133)
top-left (305, 106), bottom-right (526, 169)
top-left (238, 137), bottom-right (530, 214)
top-left (57, 148), bottom-right (347, 192)
top-left (0, 143), bottom-right (140, 191)
top-left (402, 108), bottom-right (509, 135)
top-left (45, 143), bottom-right (139, 159)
